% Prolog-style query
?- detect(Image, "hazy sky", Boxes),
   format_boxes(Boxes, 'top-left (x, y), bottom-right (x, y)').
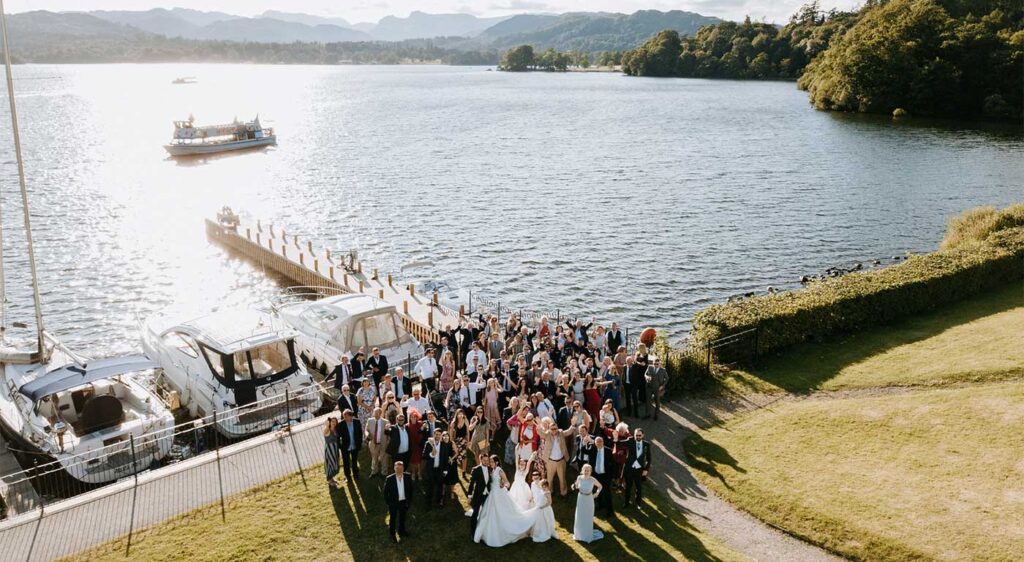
top-left (5, 0), bottom-right (860, 25)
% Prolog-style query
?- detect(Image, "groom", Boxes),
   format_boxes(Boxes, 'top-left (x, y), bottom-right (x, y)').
top-left (467, 452), bottom-right (492, 538)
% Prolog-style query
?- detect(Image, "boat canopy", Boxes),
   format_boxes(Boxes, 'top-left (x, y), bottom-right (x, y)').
top-left (18, 355), bottom-right (158, 402)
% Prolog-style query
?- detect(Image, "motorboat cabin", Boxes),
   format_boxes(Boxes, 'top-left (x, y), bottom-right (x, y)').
top-left (141, 309), bottom-right (321, 438)
top-left (0, 343), bottom-right (174, 484)
top-left (272, 293), bottom-right (424, 378)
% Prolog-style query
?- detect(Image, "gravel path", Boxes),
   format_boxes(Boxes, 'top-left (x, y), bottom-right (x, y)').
top-left (639, 397), bottom-right (845, 562)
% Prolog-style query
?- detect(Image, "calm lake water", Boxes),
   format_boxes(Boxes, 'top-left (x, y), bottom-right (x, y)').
top-left (0, 64), bottom-right (1020, 353)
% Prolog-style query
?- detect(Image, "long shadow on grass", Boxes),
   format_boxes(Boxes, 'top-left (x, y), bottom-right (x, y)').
top-left (604, 495), bottom-right (726, 562)
top-left (745, 285), bottom-right (1021, 393)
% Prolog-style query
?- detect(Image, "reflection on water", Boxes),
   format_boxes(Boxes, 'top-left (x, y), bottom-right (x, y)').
top-left (0, 64), bottom-right (1020, 353)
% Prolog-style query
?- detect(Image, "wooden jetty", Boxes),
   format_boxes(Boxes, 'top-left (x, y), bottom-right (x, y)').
top-left (205, 216), bottom-right (461, 344)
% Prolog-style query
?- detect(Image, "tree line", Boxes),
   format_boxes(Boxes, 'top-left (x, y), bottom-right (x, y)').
top-left (498, 45), bottom-right (598, 71)
top-left (620, 0), bottom-right (1023, 121)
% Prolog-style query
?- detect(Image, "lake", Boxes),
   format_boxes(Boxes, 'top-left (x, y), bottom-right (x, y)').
top-left (0, 64), bottom-right (1020, 353)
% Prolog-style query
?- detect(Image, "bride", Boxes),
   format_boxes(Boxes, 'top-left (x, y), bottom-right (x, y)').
top-left (474, 455), bottom-right (547, 547)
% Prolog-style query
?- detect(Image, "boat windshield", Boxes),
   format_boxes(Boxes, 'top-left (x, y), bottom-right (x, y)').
top-left (199, 340), bottom-right (298, 388)
top-left (350, 312), bottom-right (412, 352)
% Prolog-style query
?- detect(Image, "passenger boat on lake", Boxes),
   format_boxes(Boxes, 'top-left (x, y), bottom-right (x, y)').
top-left (164, 115), bottom-right (276, 157)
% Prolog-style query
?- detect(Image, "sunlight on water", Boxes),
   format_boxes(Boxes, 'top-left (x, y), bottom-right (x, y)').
top-left (0, 64), bottom-right (1020, 354)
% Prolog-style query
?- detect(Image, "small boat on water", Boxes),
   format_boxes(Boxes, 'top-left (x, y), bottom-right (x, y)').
top-left (171, 76), bottom-right (197, 85)
top-left (164, 115), bottom-right (276, 157)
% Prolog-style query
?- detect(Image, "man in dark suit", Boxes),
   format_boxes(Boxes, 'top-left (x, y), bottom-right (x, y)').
top-left (337, 384), bottom-right (358, 415)
top-left (383, 461), bottom-right (413, 542)
top-left (623, 428), bottom-right (651, 508)
top-left (338, 409), bottom-right (362, 480)
top-left (392, 368), bottom-right (412, 402)
top-left (366, 347), bottom-right (389, 386)
top-left (466, 453), bottom-right (492, 538)
top-left (573, 425), bottom-right (596, 472)
top-left (423, 429), bottom-right (451, 509)
top-left (606, 323), bottom-right (623, 358)
top-left (351, 351), bottom-right (366, 382)
top-left (421, 410), bottom-right (446, 439)
top-left (591, 436), bottom-right (614, 516)
top-left (330, 355), bottom-right (354, 392)
top-left (386, 414), bottom-right (412, 468)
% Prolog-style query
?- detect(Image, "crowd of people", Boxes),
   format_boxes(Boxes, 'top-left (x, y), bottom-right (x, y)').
top-left (321, 312), bottom-right (667, 546)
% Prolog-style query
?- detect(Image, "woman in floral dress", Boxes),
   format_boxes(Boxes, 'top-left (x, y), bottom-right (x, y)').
top-left (355, 377), bottom-right (376, 426)
top-left (439, 350), bottom-right (455, 393)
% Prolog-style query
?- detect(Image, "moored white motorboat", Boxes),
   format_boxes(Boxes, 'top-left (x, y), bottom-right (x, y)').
top-left (0, 341), bottom-right (175, 484)
top-left (164, 115), bottom-right (275, 157)
top-left (141, 309), bottom-right (321, 439)
top-left (269, 291), bottom-right (425, 379)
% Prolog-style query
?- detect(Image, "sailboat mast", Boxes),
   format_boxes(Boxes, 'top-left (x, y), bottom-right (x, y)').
top-left (0, 0), bottom-right (46, 356)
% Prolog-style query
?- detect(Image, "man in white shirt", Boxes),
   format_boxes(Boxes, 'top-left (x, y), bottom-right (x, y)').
top-left (384, 461), bottom-right (413, 542)
top-left (402, 386), bottom-right (432, 417)
top-left (414, 348), bottom-right (439, 393)
top-left (365, 407), bottom-right (390, 477)
top-left (539, 417), bottom-right (575, 496)
top-left (465, 342), bottom-right (487, 380)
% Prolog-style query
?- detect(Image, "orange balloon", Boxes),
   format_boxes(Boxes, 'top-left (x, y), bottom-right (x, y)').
top-left (640, 327), bottom-right (657, 347)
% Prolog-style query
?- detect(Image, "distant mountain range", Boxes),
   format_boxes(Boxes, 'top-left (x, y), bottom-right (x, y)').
top-left (5, 8), bottom-right (725, 58)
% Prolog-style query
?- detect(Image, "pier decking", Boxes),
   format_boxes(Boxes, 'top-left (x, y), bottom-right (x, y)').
top-left (206, 217), bottom-right (460, 345)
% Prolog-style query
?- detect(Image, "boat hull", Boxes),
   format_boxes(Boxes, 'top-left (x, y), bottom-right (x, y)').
top-left (164, 136), bottom-right (276, 157)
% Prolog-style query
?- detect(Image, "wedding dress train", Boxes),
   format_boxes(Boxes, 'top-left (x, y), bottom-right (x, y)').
top-left (474, 467), bottom-right (536, 547)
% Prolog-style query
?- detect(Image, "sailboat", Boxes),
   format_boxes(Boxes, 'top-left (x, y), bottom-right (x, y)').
top-left (0, 1), bottom-right (174, 485)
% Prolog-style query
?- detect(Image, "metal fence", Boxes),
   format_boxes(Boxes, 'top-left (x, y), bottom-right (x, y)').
top-left (0, 411), bottom-right (328, 562)
top-left (0, 385), bottom-right (325, 525)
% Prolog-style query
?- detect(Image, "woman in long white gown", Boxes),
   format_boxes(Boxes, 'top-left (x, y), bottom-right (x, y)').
top-left (530, 479), bottom-right (556, 542)
top-left (474, 458), bottom-right (536, 547)
top-left (509, 454), bottom-right (536, 511)
top-left (572, 464), bottom-right (604, 543)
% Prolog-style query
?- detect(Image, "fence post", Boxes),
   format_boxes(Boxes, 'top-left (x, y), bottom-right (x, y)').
top-left (753, 326), bottom-right (760, 364)
top-left (705, 344), bottom-right (712, 377)
top-left (213, 410), bottom-right (226, 522)
top-left (126, 435), bottom-right (140, 555)
top-left (285, 389), bottom-right (309, 490)
top-left (468, 290), bottom-right (472, 315)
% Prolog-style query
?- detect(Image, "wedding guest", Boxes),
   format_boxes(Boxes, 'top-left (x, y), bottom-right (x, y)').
top-left (531, 479), bottom-right (556, 543)
top-left (572, 464), bottom-right (604, 543)
top-left (381, 390), bottom-right (401, 424)
top-left (600, 400), bottom-right (620, 429)
top-left (421, 409), bottom-right (446, 437)
top-left (623, 428), bottom-right (651, 508)
top-left (438, 349), bottom-right (456, 393)
top-left (415, 348), bottom-right (439, 393)
top-left (606, 323), bottom-right (623, 358)
top-left (383, 461), bottom-right (413, 542)
top-left (337, 384), bottom-right (357, 415)
top-left (338, 409), bottom-right (362, 481)
top-left (423, 428), bottom-right (450, 509)
top-left (608, 422), bottom-right (631, 489)
top-left (402, 385), bottom-right (431, 416)
top-left (450, 409), bottom-right (471, 475)
top-left (407, 409), bottom-right (424, 481)
top-left (539, 416), bottom-right (576, 497)
top-left (646, 356), bottom-right (669, 420)
top-left (330, 355), bottom-right (354, 392)
top-left (466, 341), bottom-right (487, 379)
top-left (351, 350), bottom-right (366, 382)
top-left (386, 414), bottom-right (412, 470)
top-left (366, 407), bottom-right (389, 477)
top-left (573, 424), bottom-right (595, 473)
top-left (355, 377), bottom-right (376, 426)
top-left (516, 413), bottom-right (541, 463)
top-left (442, 431), bottom-right (461, 502)
top-left (367, 347), bottom-right (389, 386)
top-left (483, 378), bottom-right (501, 432)
top-left (631, 344), bottom-right (650, 418)
top-left (503, 398), bottom-right (524, 465)
top-left (467, 407), bottom-right (490, 460)
top-left (323, 416), bottom-right (340, 488)
top-left (393, 367), bottom-right (412, 402)
top-left (592, 436), bottom-right (614, 517)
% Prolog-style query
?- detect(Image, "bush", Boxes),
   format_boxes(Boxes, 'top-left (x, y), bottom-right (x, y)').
top-left (654, 332), bottom-right (711, 393)
top-left (692, 204), bottom-right (1024, 363)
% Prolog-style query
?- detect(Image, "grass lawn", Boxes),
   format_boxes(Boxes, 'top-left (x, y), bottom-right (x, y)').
top-left (720, 283), bottom-right (1024, 393)
top-left (74, 457), bottom-right (745, 562)
top-left (686, 381), bottom-right (1024, 561)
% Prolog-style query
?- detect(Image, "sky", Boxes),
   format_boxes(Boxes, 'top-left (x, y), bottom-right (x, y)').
top-left (3, 0), bottom-right (861, 25)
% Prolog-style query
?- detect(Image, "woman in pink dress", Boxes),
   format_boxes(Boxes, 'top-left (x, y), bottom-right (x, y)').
top-left (438, 350), bottom-right (455, 393)
top-left (484, 378), bottom-right (501, 432)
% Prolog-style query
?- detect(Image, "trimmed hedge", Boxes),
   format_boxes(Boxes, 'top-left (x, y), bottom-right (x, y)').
top-left (693, 205), bottom-right (1024, 363)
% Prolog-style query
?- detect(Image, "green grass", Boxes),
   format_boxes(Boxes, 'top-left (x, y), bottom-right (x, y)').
top-left (74, 458), bottom-right (745, 562)
top-left (719, 283), bottom-right (1024, 393)
top-left (686, 381), bottom-right (1024, 561)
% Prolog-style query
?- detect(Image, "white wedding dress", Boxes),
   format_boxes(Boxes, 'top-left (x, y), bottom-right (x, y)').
top-left (474, 467), bottom-right (536, 547)
top-left (529, 482), bottom-right (556, 543)
top-left (509, 466), bottom-right (533, 511)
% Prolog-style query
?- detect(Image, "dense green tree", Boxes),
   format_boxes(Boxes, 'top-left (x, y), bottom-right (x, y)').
top-left (621, 29), bottom-right (682, 76)
top-left (499, 44), bottom-right (535, 71)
